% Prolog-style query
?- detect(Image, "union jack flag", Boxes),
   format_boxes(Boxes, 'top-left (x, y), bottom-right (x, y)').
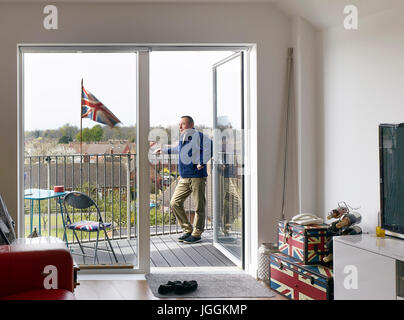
top-left (67, 220), bottom-right (112, 232)
top-left (269, 253), bottom-right (333, 300)
top-left (81, 86), bottom-right (121, 128)
top-left (278, 221), bottom-right (330, 264)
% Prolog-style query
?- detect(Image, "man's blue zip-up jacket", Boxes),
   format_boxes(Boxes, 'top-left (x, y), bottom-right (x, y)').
top-left (164, 129), bottom-right (213, 178)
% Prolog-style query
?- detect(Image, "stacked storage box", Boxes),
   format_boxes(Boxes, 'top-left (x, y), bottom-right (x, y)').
top-left (269, 221), bottom-right (334, 300)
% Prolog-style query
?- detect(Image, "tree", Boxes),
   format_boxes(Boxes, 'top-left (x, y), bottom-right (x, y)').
top-left (33, 130), bottom-right (41, 139)
top-left (43, 129), bottom-right (60, 139)
top-left (112, 127), bottom-right (123, 140)
top-left (58, 135), bottom-right (72, 144)
top-left (26, 124), bottom-right (138, 142)
top-left (91, 125), bottom-right (104, 142)
top-left (60, 124), bottom-right (79, 141)
top-left (75, 125), bottom-right (104, 142)
top-left (76, 128), bottom-right (93, 142)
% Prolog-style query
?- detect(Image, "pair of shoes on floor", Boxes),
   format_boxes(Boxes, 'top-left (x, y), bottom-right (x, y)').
top-left (178, 233), bottom-right (202, 244)
top-left (158, 280), bottom-right (198, 295)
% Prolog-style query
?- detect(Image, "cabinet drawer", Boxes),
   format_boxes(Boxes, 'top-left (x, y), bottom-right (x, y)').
top-left (334, 241), bottom-right (396, 300)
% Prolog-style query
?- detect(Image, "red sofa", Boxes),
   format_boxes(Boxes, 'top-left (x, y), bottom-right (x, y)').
top-left (0, 239), bottom-right (76, 300)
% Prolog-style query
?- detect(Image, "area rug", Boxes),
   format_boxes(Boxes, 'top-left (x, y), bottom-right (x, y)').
top-left (145, 273), bottom-right (274, 298)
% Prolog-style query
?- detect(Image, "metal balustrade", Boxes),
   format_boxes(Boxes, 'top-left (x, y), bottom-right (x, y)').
top-left (24, 153), bottom-right (213, 243)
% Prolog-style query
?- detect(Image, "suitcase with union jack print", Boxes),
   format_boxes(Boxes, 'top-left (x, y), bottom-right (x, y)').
top-left (269, 252), bottom-right (333, 300)
top-left (278, 221), bottom-right (330, 265)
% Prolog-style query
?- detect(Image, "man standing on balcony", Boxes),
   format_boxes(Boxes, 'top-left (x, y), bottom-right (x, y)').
top-left (154, 116), bottom-right (212, 244)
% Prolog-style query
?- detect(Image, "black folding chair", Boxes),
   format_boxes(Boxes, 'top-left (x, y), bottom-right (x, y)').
top-left (0, 193), bottom-right (16, 245)
top-left (63, 191), bottom-right (118, 264)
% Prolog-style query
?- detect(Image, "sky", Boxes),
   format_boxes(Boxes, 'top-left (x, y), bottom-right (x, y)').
top-left (24, 52), bottom-right (136, 130)
top-left (24, 50), bottom-right (235, 131)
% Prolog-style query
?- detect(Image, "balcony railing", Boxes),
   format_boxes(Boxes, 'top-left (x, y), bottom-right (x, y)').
top-left (150, 154), bottom-right (213, 236)
top-left (24, 153), bottom-right (213, 244)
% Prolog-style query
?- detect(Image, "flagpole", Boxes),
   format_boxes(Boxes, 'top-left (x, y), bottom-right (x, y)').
top-left (80, 78), bottom-right (83, 155)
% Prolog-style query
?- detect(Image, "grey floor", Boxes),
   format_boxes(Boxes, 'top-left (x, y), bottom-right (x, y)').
top-left (70, 230), bottom-right (236, 268)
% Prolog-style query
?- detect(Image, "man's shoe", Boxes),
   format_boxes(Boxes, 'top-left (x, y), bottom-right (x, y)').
top-left (158, 281), bottom-right (182, 294)
top-left (178, 232), bottom-right (192, 242)
top-left (183, 235), bottom-right (202, 244)
top-left (174, 280), bottom-right (198, 294)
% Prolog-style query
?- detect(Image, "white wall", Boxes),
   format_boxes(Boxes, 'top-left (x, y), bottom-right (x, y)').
top-left (0, 3), bottom-right (294, 274)
top-left (292, 16), bottom-right (318, 215)
top-left (319, 5), bottom-right (404, 232)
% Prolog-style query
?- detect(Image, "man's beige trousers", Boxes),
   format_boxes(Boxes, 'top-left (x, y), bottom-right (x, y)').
top-left (170, 177), bottom-right (207, 237)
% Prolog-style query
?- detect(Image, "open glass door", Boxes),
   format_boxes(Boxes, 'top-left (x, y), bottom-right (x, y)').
top-left (212, 52), bottom-right (244, 268)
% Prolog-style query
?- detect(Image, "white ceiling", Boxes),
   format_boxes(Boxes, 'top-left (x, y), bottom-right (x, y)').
top-left (0, 0), bottom-right (403, 29)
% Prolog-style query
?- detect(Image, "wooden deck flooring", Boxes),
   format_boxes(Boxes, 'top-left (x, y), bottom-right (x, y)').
top-left (71, 230), bottom-right (236, 268)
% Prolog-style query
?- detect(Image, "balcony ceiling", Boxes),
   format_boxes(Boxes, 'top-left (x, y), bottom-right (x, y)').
top-left (0, 0), bottom-right (403, 29)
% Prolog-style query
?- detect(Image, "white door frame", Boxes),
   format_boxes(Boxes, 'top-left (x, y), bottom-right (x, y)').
top-left (17, 44), bottom-right (256, 275)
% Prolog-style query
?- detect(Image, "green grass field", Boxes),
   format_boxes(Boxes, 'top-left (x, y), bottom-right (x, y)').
top-left (24, 205), bottom-right (171, 242)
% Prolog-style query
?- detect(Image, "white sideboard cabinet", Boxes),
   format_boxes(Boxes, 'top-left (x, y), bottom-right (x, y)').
top-left (334, 234), bottom-right (404, 300)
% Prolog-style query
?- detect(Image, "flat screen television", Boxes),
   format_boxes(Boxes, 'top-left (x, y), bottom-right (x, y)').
top-left (379, 123), bottom-right (404, 239)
